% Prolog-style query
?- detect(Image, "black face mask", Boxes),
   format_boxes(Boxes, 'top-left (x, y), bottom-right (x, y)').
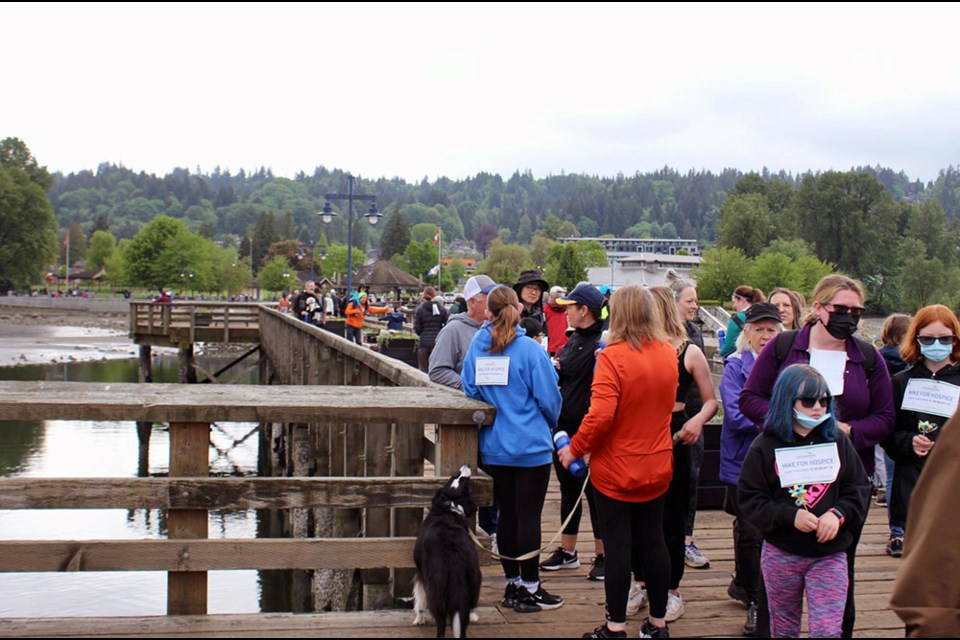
top-left (824, 312), bottom-right (859, 340)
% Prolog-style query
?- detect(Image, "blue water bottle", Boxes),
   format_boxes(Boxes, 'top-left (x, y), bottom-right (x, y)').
top-left (717, 329), bottom-right (726, 353)
top-left (554, 430), bottom-right (587, 477)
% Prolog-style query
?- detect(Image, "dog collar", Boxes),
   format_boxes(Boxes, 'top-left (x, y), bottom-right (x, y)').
top-left (445, 501), bottom-right (465, 517)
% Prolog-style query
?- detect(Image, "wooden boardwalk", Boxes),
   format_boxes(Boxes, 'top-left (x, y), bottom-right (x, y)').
top-left (0, 473), bottom-right (905, 638)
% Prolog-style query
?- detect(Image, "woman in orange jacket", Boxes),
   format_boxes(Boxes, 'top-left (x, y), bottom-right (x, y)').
top-left (344, 291), bottom-right (389, 345)
top-left (559, 285), bottom-right (678, 639)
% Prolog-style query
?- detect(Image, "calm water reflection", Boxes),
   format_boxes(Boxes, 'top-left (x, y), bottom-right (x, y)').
top-left (0, 356), bottom-right (265, 617)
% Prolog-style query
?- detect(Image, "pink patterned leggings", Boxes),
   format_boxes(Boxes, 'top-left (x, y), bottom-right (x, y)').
top-left (761, 542), bottom-right (848, 638)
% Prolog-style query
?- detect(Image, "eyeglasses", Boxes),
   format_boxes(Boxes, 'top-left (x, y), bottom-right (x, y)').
top-left (796, 396), bottom-right (830, 409)
top-left (825, 304), bottom-right (865, 317)
top-left (917, 335), bottom-right (955, 346)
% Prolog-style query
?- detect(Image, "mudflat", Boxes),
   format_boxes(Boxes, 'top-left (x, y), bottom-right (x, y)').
top-left (0, 306), bottom-right (133, 367)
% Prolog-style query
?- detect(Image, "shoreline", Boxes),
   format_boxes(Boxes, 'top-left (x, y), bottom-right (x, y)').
top-left (0, 306), bottom-right (136, 367)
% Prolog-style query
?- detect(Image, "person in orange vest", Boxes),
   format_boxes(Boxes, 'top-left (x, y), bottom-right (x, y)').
top-left (345, 291), bottom-right (389, 345)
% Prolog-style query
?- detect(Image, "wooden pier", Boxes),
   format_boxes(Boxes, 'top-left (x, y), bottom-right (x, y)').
top-left (0, 304), bottom-right (908, 637)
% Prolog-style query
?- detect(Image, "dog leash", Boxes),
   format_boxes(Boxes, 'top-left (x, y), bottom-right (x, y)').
top-left (468, 467), bottom-right (591, 562)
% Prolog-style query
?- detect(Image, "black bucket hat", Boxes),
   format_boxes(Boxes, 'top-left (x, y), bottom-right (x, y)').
top-left (513, 269), bottom-right (549, 295)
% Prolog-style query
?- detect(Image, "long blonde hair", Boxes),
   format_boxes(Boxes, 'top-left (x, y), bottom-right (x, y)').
top-left (649, 286), bottom-right (688, 344)
top-left (607, 285), bottom-right (668, 350)
top-left (486, 285), bottom-right (521, 354)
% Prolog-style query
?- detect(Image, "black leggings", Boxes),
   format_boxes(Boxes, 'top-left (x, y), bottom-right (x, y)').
top-left (485, 464), bottom-right (551, 583)
top-left (552, 451), bottom-right (602, 539)
top-left (593, 489), bottom-right (669, 623)
top-left (725, 483), bottom-right (762, 601)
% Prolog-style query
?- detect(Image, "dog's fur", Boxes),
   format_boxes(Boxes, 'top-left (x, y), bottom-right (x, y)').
top-left (413, 465), bottom-right (482, 638)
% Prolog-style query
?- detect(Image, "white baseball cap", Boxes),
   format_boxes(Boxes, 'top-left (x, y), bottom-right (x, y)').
top-left (463, 274), bottom-right (498, 301)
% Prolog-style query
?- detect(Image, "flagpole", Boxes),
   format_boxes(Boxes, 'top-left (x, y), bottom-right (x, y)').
top-left (437, 228), bottom-right (442, 290)
top-left (65, 230), bottom-right (70, 290)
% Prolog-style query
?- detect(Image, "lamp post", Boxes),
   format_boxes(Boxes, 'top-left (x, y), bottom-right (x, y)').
top-left (179, 269), bottom-right (194, 297)
top-left (320, 174), bottom-right (380, 297)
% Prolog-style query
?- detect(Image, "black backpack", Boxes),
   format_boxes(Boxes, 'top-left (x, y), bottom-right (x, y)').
top-left (773, 330), bottom-right (878, 378)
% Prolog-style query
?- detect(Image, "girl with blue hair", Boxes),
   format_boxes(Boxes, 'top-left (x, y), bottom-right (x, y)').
top-left (738, 365), bottom-right (870, 638)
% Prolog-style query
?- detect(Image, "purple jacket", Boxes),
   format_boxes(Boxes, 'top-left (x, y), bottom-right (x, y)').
top-left (719, 349), bottom-right (761, 485)
top-left (739, 323), bottom-right (894, 476)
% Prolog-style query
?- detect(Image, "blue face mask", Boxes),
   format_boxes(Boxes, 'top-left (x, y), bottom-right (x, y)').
top-left (920, 341), bottom-right (953, 363)
top-left (794, 409), bottom-right (831, 429)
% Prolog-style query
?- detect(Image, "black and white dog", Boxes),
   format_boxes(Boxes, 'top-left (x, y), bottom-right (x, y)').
top-left (413, 464), bottom-right (482, 638)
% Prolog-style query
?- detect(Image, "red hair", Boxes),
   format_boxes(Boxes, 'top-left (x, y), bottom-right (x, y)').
top-left (900, 304), bottom-right (960, 364)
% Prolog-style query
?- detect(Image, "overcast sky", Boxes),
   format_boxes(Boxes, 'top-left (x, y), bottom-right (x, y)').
top-left (3, 2), bottom-right (959, 184)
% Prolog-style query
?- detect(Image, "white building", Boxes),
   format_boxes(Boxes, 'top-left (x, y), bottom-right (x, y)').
top-left (587, 252), bottom-right (703, 288)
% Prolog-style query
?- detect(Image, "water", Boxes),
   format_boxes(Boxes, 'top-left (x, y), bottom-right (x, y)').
top-left (0, 356), bottom-right (265, 617)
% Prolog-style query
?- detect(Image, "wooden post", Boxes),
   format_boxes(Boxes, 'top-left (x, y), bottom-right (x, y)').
top-left (167, 421), bottom-right (209, 615)
top-left (290, 424), bottom-right (314, 612)
top-left (362, 419), bottom-right (391, 609)
top-left (435, 424), bottom-right (479, 478)
top-left (393, 419), bottom-right (423, 598)
top-left (178, 345), bottom-right (196, 384)
top-left (137, 344), bottom-right (153, 478)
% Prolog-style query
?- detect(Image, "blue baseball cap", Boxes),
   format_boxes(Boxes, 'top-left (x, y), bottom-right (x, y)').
top-left (557, 283), bottom-right (605, 310)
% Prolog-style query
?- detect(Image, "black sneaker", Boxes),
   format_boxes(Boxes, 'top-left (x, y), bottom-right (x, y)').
top-left (540, 546), bottom-right (580, 571)
top-left (727, 578), bottom-right (750, 608)
top-left (887, 537), bottom-right (904, 558)
top-left (638, 618), bottom-right (670, 638)
top-left (588, 554), bottom-right (606, 581)
top-left (582, 623), bottom-right (627, 638)
top-left (514, 585), bottom-right (564, 612)
top-left (502, 583), bottom-right (519, 608)
top-left (744, 602), bottom-right (758, 636)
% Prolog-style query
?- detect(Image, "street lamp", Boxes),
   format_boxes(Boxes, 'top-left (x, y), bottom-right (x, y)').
top-left (319, 174), bottom-right (381, 297)
top-left (179, 269), bottom-right (194, 297)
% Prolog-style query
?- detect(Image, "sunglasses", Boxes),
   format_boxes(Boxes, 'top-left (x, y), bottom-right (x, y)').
top-left (917, 335), bottom-right (955, 346)
top-left (796, 396), bottom-right (830, 409)
top-left (826, 304), bottom-right (865, 317)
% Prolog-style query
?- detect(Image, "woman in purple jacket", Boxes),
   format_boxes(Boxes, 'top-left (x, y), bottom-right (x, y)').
top-left (739, 274), bottom-right (894, 638)
top-left (719, 302), bottom-right (783, 636)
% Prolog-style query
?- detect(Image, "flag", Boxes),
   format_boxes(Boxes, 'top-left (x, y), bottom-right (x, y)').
top-left (433, 228), bottom-right (441, 246)
top-left (62, 235), bottom-right (69, 248)
top-left (427, 264), bottom-right (440, 276)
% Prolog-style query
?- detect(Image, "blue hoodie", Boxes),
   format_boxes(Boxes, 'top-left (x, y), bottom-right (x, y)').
top-left (462, 323), bottom-right (561, 467)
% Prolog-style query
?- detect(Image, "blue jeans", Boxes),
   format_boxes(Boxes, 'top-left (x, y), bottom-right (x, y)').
top-left (884, 452), bottom-right (902, 538)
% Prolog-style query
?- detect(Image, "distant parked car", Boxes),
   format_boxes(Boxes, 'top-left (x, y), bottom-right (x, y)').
top-left (442, 293), bottom-right (456, 304)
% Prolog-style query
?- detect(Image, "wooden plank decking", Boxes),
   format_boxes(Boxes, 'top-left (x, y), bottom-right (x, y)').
top-left (0, 475), bottom-right (903, 638)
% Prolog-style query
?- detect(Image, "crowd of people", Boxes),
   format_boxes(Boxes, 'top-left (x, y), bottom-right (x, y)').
top-left (273, 268), bottom-right (949, 637)
top-left (420, 269), bottom-right (954, 638)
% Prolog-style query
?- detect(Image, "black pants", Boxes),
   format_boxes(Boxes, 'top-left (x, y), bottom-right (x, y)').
top-left (485, 463), bottom-right (551, 583)
top-left (633, 414), bottom-right (690, 590)
top-left (593, 489), bottom-right (669, 623)
top-left (417, 346), bottom-right (434, 373)
top-left (725, 483), bottom-right (762, 602)
top-left (552, 451), bottom-right (602, 539)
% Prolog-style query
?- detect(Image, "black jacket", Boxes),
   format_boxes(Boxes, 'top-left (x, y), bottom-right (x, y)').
top-left (738, 427), bottom-right (870, 557)
top-left (414, 299), bottom-right (449, 349)
top-left (887, 361), bottom-right (960, 528)
top-left (557, 321), bottom-right (604, 432)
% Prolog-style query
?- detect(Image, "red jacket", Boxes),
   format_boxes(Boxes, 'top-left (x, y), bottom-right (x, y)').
top-left (570, 339), bottom-right (678, 503)
top-left (544, 302), bottom-right (570, 354)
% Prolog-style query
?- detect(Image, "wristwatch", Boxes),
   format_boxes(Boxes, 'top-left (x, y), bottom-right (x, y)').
top-left (828, 507), bottom-right (845, 526)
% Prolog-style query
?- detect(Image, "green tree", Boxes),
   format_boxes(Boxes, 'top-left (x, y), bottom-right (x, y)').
top-left (252, 212), bottom-right (279, 269)
top-left (691, 247), bottom-right (752, 300)
top-left (318, 243), bottom-right (366, 282)
top-left (61, 222), bottom-right (88, 266)
top-left (530, 234), bottom-right (556, 269)
top-left (0, 164), bottom-right (57, 289)
top-left (379, 208), bottom-right (411, 261)
top-left (545, 243), bottom-right (586, 291)
top-left (122, 216), bottom-right (215, 290)
top-left (716, 193), bottom-right (775, 258)
top-left (0, 137), bottom-right (53, 190)
top-left (259, 256), bottom-right (296, 293)
top-left (477, 240), bottom-right (531, 285)
top-left (86, 230), bottom-right (117, 270)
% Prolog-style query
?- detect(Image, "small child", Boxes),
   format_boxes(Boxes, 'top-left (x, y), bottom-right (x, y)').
top-left (738, 364), bottom-right (870, 638)
top-left (520, 317), bottom-right (544, 342)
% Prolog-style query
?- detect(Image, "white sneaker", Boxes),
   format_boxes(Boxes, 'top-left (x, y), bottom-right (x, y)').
top-left (625, 580), bottom-right (648, 616)
top-left (665, 592), bottom-right (685, 622)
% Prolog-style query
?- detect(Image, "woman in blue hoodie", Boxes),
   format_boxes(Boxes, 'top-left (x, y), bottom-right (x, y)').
top-left (462, 284), bottom-right (564, 614)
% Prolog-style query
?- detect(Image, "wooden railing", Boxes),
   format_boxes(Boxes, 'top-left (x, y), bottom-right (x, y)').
top-left (129, 301), bottom-right (266, 346)
top-left (0, 380), bottom-right (494, 617)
